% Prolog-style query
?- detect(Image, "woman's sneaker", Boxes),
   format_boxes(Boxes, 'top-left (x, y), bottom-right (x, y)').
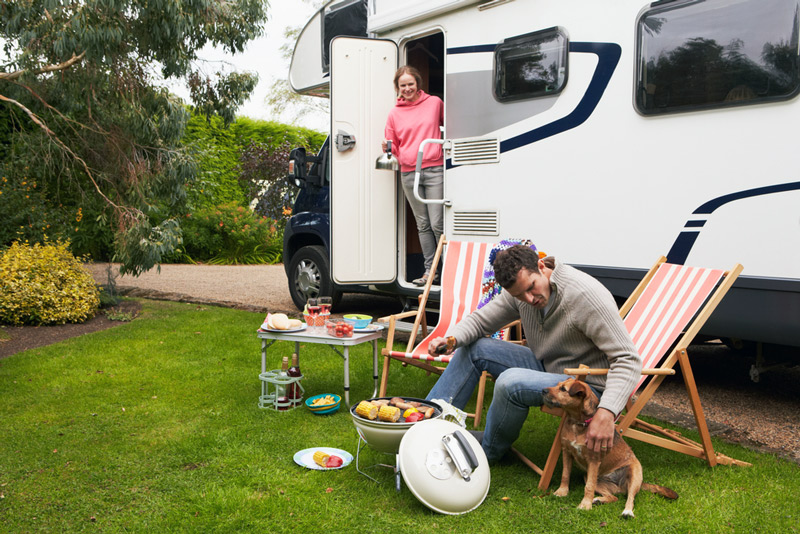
top-left (412, 272), bottom-right (430, 286)
top-left (412, 271), bottom-right (440, 286)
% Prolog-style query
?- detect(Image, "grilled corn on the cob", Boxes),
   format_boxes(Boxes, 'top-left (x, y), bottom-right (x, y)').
top-left (312, 450), bottom-right (330, 467)
top-left (378, 405), bottom-right (401, 422)
top-left (355, 401), bottom-right (378, 420)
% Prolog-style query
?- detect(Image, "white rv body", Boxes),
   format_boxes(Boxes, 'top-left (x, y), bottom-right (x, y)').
top-left (288, 0), bottom-right (800, 348)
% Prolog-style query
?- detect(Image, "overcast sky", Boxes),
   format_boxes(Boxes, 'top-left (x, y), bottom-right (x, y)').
top-left (169, 0), bottom-right (328, 131)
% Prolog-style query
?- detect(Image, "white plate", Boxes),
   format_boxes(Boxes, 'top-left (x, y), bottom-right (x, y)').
top-left (294, 447), bottom-right (353, 470)
top-left (259, 323), bottom-right (307, 333)
top-left (354, 323), bottom-right (384, 333)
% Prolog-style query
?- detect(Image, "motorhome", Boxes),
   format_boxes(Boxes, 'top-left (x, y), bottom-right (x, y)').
top-left (282, 0), bottom-right (800, 370)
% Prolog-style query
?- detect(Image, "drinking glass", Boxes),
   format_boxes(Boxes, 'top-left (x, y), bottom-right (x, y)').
top-left (306, 298), bottom-right (320, 331)
top-left (318, 296), bottom-right (332, 316)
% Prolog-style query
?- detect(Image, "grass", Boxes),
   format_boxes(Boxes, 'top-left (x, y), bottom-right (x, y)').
top-left (0, 299), bottom-right (798, 533)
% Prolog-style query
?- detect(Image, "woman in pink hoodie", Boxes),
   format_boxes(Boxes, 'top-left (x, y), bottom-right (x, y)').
top-left (383, 66), bottom-right (444, 286)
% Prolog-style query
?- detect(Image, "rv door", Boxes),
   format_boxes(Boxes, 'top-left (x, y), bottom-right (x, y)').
top-left (330, 37), bottom-right (398, 285)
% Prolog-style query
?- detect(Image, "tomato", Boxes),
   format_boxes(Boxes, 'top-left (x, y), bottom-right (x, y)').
top-left (326, 455), bottom-right (343, 468)
top-left (404, 412), bottom-right (424, 422)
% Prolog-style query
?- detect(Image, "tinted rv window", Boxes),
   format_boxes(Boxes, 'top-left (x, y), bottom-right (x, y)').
top-left (636, 0), bottom-right (800, 115)
top-left (494, 28), bottom-right (568, 102)
top-left (322, 0), bottom-right (368, 72)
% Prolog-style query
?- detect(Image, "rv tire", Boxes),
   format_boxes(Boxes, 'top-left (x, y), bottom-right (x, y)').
top-left (287, 245), bottom-right (342, 310)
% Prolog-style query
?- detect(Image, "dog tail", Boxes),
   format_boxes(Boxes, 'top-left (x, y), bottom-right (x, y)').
top-left (641, 483), bottom-right (679, 500)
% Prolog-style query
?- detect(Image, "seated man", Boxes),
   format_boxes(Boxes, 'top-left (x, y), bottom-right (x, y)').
top-left (426, 245), bottom-right (642, 462)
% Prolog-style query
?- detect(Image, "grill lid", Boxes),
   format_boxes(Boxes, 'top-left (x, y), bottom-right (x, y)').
top-left (397, 419), bottom-right (490, 515)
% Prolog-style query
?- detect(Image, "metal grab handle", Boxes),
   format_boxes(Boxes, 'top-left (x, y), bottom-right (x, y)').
top-left (413, 138), bottom-right (451, 206)
top-left (442, 430), bottom-right (479, 481)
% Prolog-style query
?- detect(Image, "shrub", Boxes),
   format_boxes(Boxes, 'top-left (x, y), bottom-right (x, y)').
top-left (179, 203), bottom-right (282, 264)
top-left (0, 241), bottom-right (100, 325)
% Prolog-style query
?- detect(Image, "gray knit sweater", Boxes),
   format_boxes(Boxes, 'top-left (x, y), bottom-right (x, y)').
top-left (451, 260), bottom-right (642, 416)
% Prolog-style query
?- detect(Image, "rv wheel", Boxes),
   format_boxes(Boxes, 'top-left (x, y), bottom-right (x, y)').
top-left (287, 245), bottom-right (341, 310)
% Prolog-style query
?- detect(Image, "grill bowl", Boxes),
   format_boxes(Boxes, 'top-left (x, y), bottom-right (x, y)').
top-left (350, 397), bottom-right (442, 454)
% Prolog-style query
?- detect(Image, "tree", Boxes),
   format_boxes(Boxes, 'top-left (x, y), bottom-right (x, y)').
top-left (264, 0), bottom-right (329, 127)
top-left (0, 0), bottom-right (269, 275)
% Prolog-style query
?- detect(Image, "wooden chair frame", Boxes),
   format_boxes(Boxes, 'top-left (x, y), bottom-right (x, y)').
top-left (515, 256), bottom-right (750, 490)
top-left (378, 236), bottom-right (522, 425)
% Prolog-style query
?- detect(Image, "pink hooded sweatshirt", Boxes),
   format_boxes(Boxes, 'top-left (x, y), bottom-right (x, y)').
top-left (384, 90), bottom-right (444, 173)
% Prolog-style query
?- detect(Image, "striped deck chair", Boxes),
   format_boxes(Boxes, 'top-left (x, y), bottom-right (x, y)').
top-left (378, 238), bottom-right (494, 407)
top-left (518, 256), bottom-right (749, 490)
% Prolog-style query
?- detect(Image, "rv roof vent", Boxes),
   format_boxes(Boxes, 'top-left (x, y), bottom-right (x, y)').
top-left (450, 137), bottom-right (500, 166)
top-left (452, 210), bottom-right (499, 236)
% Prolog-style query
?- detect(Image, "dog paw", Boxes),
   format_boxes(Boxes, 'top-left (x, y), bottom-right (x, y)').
top-left (553, 488), bottom-right (569, 498)
top-left (621, 510), bottom-right (635, 519)
top-left (577, 500), bottom-right (593, 510)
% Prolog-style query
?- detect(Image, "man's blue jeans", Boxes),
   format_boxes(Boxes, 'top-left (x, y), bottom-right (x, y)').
top-left (426, 337), bottom-right (594, 462)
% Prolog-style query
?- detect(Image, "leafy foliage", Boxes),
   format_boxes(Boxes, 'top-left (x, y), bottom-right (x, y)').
top-left (238, 139), bottom-right (295, 228)
top-left (0, 0), bottom-right (269, 275)
top-left (0, 241), bottom-right (99, 325)
top-left (178, 203), bottom-right (281, 265)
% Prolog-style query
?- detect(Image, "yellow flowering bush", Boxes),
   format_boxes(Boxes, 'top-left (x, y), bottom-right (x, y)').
top-left (0, 241), bottom-right (100, 325)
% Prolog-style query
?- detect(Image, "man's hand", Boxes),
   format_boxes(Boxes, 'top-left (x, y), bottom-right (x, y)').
top-left (585, 407), bottom-right (616, 458)
top-left (427, 337), bottom-right (453, 357)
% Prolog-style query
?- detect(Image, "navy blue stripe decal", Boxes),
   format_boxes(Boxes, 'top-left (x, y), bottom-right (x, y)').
top-left (501, 42), bottom-right (621, 153)
top-left (667, 181), bottom-right (800, 264)
top-left (447, 44), bottom-right (496, 54)
top-left (692, 181), bottom-right (800, 214)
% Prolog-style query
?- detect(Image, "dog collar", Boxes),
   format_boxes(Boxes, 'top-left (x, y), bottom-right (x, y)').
top-left (581, 417), bottom-right (593, 427)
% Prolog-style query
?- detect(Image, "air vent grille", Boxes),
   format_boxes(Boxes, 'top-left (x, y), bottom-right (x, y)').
top-left (450, 137), bottom-right (500, 165)
top-left (452, 211), bottom-right (499, 236)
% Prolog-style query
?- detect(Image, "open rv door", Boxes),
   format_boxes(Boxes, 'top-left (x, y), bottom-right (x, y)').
top-left (330, 37), bottom-right (398, 284)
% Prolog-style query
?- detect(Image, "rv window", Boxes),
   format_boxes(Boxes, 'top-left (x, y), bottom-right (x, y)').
top-left (322, 0), bottom-right (369, 72)
top-left (635, 0), bottom-right (800, 115)
top-left (494, 27), bottom-right (568, 102)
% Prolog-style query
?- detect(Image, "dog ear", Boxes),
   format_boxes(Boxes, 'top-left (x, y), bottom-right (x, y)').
top-left (568, 381), bottom-right (587, 398)
top-left (582, 395), bottom-right (599, 419)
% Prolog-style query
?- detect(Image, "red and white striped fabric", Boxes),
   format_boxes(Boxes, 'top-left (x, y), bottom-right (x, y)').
top-left (387, 240), bottom-right (493, 363)
top-left (623, 263), bottom-right (724, 391)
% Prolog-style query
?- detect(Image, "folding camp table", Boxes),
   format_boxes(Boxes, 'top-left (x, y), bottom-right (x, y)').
top-left (256, 328), bottom-right (382, 408)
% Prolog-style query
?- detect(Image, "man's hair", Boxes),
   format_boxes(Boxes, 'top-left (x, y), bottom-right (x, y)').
top-left (493, 245), bottom-right (542, 288)
top-left (393, 65), bottom-right (423, 92)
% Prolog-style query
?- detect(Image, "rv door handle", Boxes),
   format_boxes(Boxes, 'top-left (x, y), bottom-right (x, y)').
top-left (414, 138), bottom-right (451, 206)
top-left (335, 130), bottom-right (356, 152)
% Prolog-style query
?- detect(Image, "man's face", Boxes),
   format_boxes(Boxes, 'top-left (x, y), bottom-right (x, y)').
top-left (506, 264), bottom-right (551, 308)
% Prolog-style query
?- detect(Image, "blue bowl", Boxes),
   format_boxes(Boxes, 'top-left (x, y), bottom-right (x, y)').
top-left (306, 394), bottom-right (341, 415)
top-left (343, 314), bottom-right (372, 329)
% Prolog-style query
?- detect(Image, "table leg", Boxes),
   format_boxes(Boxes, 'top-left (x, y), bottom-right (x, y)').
top-left (371, 340), bottom-right (379, 398)
top-left (261, 339), bottom-right (267, 398)
top-left (343, 346), bottom-right (350, 408)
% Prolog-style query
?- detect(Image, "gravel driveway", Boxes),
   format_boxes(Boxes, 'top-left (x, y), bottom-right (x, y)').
top-left (87, 262), bottom-right (800, 465)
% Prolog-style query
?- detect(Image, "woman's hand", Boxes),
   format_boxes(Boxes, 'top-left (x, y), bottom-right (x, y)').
top-left (381, 139), bottom-right (389, 153)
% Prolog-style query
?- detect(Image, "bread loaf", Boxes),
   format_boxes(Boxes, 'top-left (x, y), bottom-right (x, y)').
top-left (268, 313), bottom-right (290, 330)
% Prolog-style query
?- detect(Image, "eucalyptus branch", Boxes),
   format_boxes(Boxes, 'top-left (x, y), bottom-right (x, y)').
top-left (0, 93), bottom-right (141, 226)
top-left (0, 51), bottom-right (86, 81)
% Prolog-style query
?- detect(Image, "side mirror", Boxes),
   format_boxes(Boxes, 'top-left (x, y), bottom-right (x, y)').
top-left (288, 147), bottom-right (308, 187)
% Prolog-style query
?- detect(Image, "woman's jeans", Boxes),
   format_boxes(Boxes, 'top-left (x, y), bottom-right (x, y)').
top-left (426, 337), bottom-right (599, 462)
top-left (401, 166), bottom-right (443, 273)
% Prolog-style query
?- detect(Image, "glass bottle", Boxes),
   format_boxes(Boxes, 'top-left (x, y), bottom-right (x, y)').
top-left (276, 356), bottom-right (290, 411)
top-left (288, 353), bottom-right (302, 407)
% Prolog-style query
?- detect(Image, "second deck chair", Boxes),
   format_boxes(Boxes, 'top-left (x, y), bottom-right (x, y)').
top-left (514, 256), bottom-right (749, 490)
top-left (379, 237), bottom-right (525, 424)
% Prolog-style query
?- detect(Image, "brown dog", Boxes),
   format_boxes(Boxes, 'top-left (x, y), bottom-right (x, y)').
top-left (542, 378), bottom-right (678, 518)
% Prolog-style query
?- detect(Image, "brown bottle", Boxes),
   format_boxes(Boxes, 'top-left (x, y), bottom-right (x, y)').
top-left (276, 356), bottom-right (290, 410)
top-left (288, 353), bottom-right (302, 407)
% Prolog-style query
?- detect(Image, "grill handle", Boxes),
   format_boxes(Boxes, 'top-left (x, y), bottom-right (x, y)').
top-left (442, 430), bottom-right (479, 481)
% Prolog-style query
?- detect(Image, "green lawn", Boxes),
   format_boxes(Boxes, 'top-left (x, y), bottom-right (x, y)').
top-left (1, 300), bottom-right (797, 533)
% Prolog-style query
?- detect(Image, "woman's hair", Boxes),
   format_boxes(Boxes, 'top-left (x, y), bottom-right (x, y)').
top-left (393, 65), bottom-right (423, 92)
top-left (493, 245), bottom-right (554, 289)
